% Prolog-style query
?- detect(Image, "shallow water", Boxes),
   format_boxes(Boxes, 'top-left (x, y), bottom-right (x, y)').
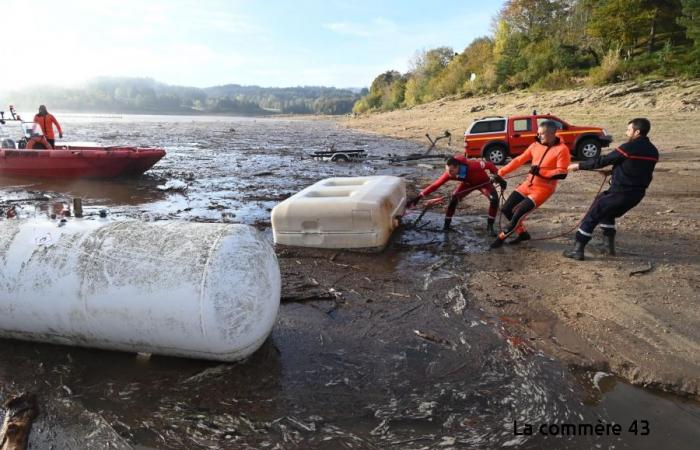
top-left (0, 115), bottom-right (698, 449)
top-left (1, 114), bottom-right (420, 224)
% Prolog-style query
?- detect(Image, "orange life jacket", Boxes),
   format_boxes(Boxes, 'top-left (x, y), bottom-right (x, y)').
top-left (498, 139), bottom-right (571, 190)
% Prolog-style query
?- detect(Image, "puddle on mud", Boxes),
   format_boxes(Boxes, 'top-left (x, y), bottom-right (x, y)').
top-left (1, 115), bottom-right (699, 449)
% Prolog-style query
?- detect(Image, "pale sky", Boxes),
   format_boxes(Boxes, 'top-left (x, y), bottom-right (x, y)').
top-left (4, 0), bottom-right (505, 89)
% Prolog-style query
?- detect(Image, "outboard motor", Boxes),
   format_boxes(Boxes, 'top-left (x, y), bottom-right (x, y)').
top-left (1, 138), bottom-right (16, 149)
top-left (0, 111), bottom-right (15, 148)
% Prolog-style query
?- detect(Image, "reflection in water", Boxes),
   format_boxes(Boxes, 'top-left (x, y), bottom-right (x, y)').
top-left (0, 176), bottom-right (167, 207)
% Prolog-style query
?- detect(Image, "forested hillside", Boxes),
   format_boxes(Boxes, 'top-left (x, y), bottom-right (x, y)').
top-left (353, 0), bottom-right (700, 113)
top-left (1, 78), bottom-right (363, 116)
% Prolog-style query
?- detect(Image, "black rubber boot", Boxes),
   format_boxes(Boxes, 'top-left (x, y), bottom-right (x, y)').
top-left (563, 241), bottom-right (585, 261)
top-left (490, 232), bottom-right (506, 249)
top-left (486, 220), bottom-right (496, 237)
top-left (443, 217), bottom-right (453, 231)
top-left (602, 232), bottom-right (616, 256)
top-left (507, 231), bottom-right (531, 245)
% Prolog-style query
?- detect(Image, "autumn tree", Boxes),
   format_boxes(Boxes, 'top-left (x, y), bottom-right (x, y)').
top-left (586, 0), bottom-right (684, 56)
top-left (404, 47), bottom-right (455, 104)
top-left (352, 0), bottom-right (698, 113)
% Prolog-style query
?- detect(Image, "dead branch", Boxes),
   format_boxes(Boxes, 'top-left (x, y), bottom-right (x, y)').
top-left (0, 393), bottom-right (39, 450)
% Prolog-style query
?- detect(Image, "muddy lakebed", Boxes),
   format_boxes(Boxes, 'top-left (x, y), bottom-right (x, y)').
top-left (0, 114), bottom-right (699, 449)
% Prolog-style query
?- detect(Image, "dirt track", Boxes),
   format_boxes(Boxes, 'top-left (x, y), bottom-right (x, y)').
top-left (338, 79), bottom-right (700, 398)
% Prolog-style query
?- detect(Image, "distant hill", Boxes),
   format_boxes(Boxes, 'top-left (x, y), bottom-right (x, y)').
top-left (203, 84), bottom-right (361, 114)
top-left (0, 77), bottom-right (362, 116)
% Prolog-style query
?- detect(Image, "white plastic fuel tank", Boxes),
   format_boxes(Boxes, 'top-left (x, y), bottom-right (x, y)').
top-left (271, 175), bottom-right (406, 249)
top-left (0, 219), bottom-right (280, 362)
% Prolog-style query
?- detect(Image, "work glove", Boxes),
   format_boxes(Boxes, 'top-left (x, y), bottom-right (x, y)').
top-left (529, 165), bottom-right (540, 176)
top-left (406, 195), bottom-right (422, 208)
top-left (491, 175), bottom-right (507, 190)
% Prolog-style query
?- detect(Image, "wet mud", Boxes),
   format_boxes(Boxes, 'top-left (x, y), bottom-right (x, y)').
top-left (0, 115), bottom-right (699, 449)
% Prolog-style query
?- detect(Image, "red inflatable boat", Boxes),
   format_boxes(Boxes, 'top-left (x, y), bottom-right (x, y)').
top-left (0, 144), bottom-right (166, 178)
top-left (0, 111), bottom-right (165, 178)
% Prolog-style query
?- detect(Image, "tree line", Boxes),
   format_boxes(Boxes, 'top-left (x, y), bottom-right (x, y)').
top-left (1, 77), bottom-right (363, 116)
top-left (353, 0), bottom-right (700, 113)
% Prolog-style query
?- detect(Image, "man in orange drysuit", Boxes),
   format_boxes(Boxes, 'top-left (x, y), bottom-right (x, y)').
top-left (407, 156), bottom-right (507, 234)
top-left (490, 120), bottom-right (571, 248)
top-left (33, 105), bottom-right (63, 149)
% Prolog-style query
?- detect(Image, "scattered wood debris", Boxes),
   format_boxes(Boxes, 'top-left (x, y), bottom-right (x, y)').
top-left (629, 261), bottom-right (654, 277)
top-left (413, 330), bottom-right (454, 347)
top-left (0, 393), bottom-right (39, 450)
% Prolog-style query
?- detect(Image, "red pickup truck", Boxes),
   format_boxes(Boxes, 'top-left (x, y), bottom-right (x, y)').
top-left (463, 113), bottom-right (613, 165)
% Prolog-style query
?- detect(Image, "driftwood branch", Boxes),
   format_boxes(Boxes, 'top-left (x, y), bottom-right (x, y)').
top-left (0, 393), bottom-right (39, 450)
top-left (629, 261), bottom-right (654, 277)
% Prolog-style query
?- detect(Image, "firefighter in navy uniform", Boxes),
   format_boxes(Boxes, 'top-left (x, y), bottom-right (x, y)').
top-left (564, 118), bottom-right (659, 260)
top-left (407, 156), bottom-right (506, 234)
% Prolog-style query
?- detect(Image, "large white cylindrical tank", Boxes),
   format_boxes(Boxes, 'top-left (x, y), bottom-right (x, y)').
top-left (0, 219), bottom-right (280, 362)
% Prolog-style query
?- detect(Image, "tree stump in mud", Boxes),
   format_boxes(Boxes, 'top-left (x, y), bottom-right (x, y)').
top-left (0, 393), bottom-right (39, 450)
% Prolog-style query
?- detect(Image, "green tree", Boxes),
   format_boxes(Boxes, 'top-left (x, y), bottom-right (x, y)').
top-left (403, 76), bottom-right (423, 106)
top-left (679, 0), bottom-right (700, 50)
top-left (678, 0), bottom-right (700, 73)
top-left (352, 98), bottom-right (370, 114)
top-left (385, 77), bottom-right (406, 109)
top-left (586, 0), bottom-right (683, 56)
top-left (368, 70), bottom-right (403, 110)
top-left (587, 0), bottom-right (648, 55)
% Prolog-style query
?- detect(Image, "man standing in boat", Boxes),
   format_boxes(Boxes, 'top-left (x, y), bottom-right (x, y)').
top-left (33, 105), bottom-right (63, 148)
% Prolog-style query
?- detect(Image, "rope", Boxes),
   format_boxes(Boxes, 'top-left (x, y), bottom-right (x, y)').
top-left (405, 168), bottom-right (609, 242)
top-left (495, 172), bottom-right (609, 242)
top-left (404, 170), bottom-right (528, 227)
top-left (530, 173), bottom-right (608, 241)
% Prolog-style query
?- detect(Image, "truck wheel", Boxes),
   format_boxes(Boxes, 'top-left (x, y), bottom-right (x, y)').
top-left (484, 145), bottom-right (507, 165)
top-left (577, 138), bottom-right (601, 160)
top-left (331, 154), bottom-right (349, 162)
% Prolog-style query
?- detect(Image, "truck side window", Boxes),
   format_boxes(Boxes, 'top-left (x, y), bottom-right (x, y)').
top-left (470, 120), bottom-right (506, 134)
top-left (513, 119), bottom-right (531, 132)
top-left (537, 118), bottom-right (564, 130)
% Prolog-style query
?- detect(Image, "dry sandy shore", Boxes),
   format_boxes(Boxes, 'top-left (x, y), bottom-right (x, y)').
top-left (338, 79), bottom-right (700, 398)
